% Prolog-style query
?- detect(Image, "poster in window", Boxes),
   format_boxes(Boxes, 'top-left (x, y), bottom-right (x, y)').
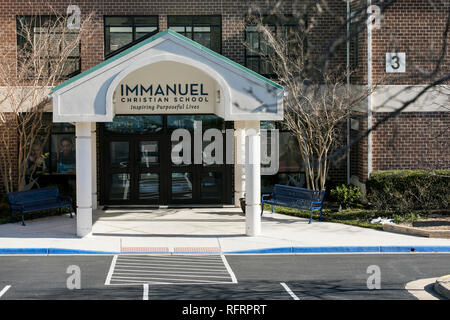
top-left (51, 135), bottom-right (76, 174)
top-left (26, 140), bottom-right (50, 175)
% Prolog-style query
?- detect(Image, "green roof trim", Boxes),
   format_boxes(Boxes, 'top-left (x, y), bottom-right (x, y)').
top-left (52, 29), bottom-right (283, 93)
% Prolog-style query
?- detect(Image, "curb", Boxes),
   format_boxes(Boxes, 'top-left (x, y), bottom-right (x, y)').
top-left (0, 248), bottom-right (117, 255)
top-left (225, 245), bottom-right (450, 254)
top-left (2, 245), bottom-right (450, 255)
top-left (434, 275), bottom-right (450, 300)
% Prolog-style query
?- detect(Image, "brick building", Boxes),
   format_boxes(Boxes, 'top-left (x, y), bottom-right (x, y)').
top-left (0, 0), bottom-right (448, 235)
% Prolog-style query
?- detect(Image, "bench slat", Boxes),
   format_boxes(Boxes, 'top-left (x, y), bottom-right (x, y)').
top-left (7, 187), bottom-right (72, 226)
top-left (8, 187), bottom-right (60, 204)
top-left (262, 184), bottom-right (325, 224)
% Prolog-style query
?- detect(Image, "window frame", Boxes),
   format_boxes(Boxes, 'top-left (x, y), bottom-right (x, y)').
top-left (103, 15), bottom-right (159, 59)
top-left (350, 11), bottom-right (359, 69)
top-left (28, 113), bottom-right (76, 176)
top-left (244, 14), bottom-right (307, 78)
top-left (167, 15), bottom-right (222, 54)
top-left (260, 120), bottom-right (306, 192)
top-left (16, 15), bottom-right (82, 79)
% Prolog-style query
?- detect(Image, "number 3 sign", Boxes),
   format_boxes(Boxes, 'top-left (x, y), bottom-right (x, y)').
top-left (386, 53), bottom-right (406, 73)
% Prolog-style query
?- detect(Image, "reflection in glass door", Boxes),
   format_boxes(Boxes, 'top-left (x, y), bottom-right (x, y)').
top-left (104, 138), bottom-right (163, 204)
top-left (137, 140), bottom-right (160, 201)
top-left (108, 141), bottom-right (131, 201)
top-left (167, 115), bottom-right (230, 204)
top-left (101, 115), bottom-right (232, 205)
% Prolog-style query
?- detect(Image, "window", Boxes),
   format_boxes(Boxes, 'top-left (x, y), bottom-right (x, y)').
top-left (350, 11), bottom-right (359, 69)
top-left (245, 24), bottom-right (275, 76)
top-left (104, 16), bottom-right (158, 58)
top-left (168, 16), bottom-right (221, 53)
top-left (16, 15), bottom-right (81, 78)
top-left (260, 121), bottom-right (305, 193)
top-left (27, 114), bottom-right (76, 176)
top-left (245, 15), bottom-right (305, 77)
top-left (50, 123), bottom-right (76, 175)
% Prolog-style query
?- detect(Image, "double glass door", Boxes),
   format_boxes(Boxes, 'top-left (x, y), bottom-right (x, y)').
top-left (107, 138), bottom-right (163, 204)
top-left (101, 115), bottom-right (232, 205)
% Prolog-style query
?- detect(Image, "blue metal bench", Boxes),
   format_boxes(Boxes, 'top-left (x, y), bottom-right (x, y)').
top-left (8, 187), bottom-right (73, 226)
top-left (261, 184), bottom-right (325, 224)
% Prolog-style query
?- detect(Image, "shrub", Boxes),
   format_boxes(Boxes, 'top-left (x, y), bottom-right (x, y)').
top-left (331, 184), bottom-right (362, 209)
top-left (366, 170), bottom-right (450, 212)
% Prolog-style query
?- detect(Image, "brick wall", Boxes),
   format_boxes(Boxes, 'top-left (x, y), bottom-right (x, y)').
top-left (372, 112), bottom-right (450, 171)
top-left (372, 0), bottom-right (450, 85)
top-left (0, 0), bottom-right (349, 75)
top-left (351, 0), bottom-right (450, 85)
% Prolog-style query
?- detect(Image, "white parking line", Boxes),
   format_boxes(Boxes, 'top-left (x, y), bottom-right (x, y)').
top-left (114, 268), bottom-right (230, 274)
top-left (113, 271), bottom-right (231, 279)
top-left (281, 282), bottom-right (300, 300)
top-left (111, 278), bottom-right (235, 285)
top-left (106, 254), bottom-right (238, 286)
top-left (119, 258), bottom-right (224, 265)
top-left (221, 255), bottom-right (237, 284)
top-left (143, 284), bottom-right (149, 300)
top-left (114, 264), bottom-right (227, 271)
top-left (116, 260), bottom-right (226, 266)
top-left (112, 276), bottom-right (233, 284)
top-left (105, 255), bottom-right (118, 285)
top-left (0, 285), bottom-right (11, 298)
top-left (121, 255), bottom-right (220, 261)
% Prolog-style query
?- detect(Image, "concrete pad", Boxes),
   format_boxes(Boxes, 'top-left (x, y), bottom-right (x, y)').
top-left (1, 208), bottom-right (450, 254)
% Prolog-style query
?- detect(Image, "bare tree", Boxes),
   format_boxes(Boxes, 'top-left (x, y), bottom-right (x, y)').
top-left (252, 14), bottom-right (373, 191)
top-left (0, 8), bottom-right (94, 193)
top-left (246, 0), bottom-right (449, 190)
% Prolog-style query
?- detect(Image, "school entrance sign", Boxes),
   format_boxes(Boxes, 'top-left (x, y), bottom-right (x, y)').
top-left (52, 30), bottom-right (283, 121)
top-left (114, 61), bottom-right (216, 114)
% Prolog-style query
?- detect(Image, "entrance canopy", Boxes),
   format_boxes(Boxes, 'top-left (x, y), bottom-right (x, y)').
top-left (51, 30), bottom-right (283, 122)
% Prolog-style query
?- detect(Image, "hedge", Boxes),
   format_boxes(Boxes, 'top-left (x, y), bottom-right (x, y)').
top-left (366, 170), bottom-right (450, 212)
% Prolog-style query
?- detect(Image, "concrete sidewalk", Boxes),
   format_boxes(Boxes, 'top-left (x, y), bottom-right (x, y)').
top-left (1, 207), bottom-right (450, 254)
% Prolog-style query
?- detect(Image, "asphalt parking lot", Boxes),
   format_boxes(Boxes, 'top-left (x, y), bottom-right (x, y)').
top-left (0, 253), bottom-right (449, 300)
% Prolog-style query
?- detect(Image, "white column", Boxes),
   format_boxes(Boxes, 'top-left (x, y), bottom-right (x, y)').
top-left (245, 122), bottom-right (261, 236)
top-left (234, 121), bottom-right (246, 206)
top-left (76, 122), bottom-right (92, 237)
top-left (245, 134), bottom-right (261, 236)
top-left (91, 123), bottom-right (97, 210)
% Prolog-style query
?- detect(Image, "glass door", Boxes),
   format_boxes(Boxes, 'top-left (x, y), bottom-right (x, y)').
top-left (167, 115), bottom-right (230, 204)
top-left (106, 139), bottom-right (132, 203)
top-left (100, 115), bottom-right (232, 205)
top-left (105, 138), bottom-right (166, 205)
top-left (135, 139), bottom-right (164, 204)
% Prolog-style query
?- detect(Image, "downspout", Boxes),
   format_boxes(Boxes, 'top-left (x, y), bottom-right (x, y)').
top-left (346, 0), bottom-right (351, 185)
top-left (367, 0), bottom-right (373, 178)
